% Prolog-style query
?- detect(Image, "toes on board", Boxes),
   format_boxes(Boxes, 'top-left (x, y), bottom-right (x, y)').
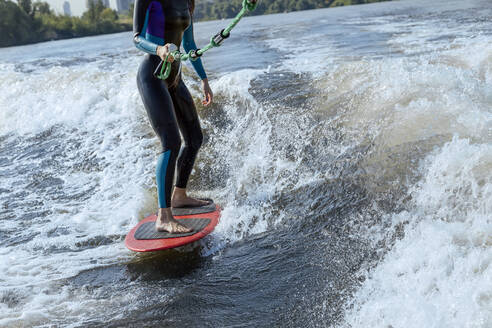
top-left (125, 203), bottom-right (220, 252)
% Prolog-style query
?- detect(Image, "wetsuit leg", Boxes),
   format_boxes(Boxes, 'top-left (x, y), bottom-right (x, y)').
top-left (169, 79), bottom-right (203, 189)
top-left (137, 56), bottom-right (181, 208)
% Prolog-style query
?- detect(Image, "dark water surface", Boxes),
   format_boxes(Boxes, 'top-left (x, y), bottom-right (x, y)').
top-left (0, 0), bottom-right (491, 327)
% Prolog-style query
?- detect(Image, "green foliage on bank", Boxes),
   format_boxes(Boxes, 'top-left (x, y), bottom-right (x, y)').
top-left (193, 0), bottom-right (391, 21)
top-left (0, 0), bottom-right (131, 47)
top-left (0, 0), bottom-right (390, 47)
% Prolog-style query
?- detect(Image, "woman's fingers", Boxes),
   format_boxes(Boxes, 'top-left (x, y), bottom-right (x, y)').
top-left (157, 44), bottom-right (175, 62)
top-left (202, 92), bottom-right (211, 106)
top-left (157, 46), bottom-right (165, 61)
top-left (202, 84), bottom-right (213, 106)
top-left (164, 44), bottom-right (174, 63)
top-left (166, 44), bottom-right (175, 62)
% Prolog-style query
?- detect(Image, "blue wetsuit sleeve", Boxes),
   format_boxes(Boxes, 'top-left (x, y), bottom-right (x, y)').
top-left (133, 0), bottom-right (158, 55)
top-left (182, 22), bottom-right (208, 80)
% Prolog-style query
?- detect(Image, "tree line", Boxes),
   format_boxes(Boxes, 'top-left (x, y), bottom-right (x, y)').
top-left (0, 0), bottom-right (131, 47)
top-left (193, 0), bottom-right (390, 21)
top-left (0, 0), bottom-right (390, 48)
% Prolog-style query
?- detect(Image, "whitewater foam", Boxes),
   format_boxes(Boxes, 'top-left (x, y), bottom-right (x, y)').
top-left (0, 1), bottom-right (491, 326)
top-left (334, 5), bottom-right (492, 328)
top-left (345, 138), bottom-right (492, 328)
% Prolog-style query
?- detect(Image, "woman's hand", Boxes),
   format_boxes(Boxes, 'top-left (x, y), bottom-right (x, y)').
top-left (157, 44), bottom-right (175, 62)
top-left (201, 78), bottom-right (213, 106)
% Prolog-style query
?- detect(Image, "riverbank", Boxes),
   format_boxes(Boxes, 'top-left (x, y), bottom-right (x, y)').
top-left (1, 0), bottom-right (390, 48)
top-left (0, 0), bottom-right (131, 48)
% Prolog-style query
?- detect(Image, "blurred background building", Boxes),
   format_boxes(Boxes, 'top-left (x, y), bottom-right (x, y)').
top-left (41, 0), bottom-right (134, 16)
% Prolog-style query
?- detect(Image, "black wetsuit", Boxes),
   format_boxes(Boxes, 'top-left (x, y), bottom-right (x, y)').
top-left (133, 0), bottom-right (207, 208)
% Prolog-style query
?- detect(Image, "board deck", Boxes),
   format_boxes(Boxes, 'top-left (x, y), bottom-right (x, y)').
top-left (125, 204), bottom-right (220, 252)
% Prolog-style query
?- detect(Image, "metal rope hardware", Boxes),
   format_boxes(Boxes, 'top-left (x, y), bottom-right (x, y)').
top-left (155, 0), bottom-right (258, 80)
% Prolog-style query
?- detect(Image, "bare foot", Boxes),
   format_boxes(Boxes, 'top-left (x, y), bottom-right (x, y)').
top-left (171, 187), bottom-right (210, 208)
top-left (155, 208), bottom-right (192, 233)
top-left (171, 196), bottom-right (209, 208)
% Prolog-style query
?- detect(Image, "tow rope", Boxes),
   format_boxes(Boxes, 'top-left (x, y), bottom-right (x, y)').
top-left (154, 0), bottom-right (258, 80)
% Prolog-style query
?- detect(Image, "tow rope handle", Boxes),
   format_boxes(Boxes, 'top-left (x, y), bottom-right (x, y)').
top-left (155, 0), bottom-right (258, 80)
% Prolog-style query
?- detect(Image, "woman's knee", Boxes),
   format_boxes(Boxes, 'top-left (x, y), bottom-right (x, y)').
top-left (188, 128), bottom-right (203, 152)
top-left (159, 128), bottom-right (182, 154)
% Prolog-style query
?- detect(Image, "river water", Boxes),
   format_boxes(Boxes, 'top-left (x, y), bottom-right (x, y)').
top-left (0, 0), bottom-right (491, 327)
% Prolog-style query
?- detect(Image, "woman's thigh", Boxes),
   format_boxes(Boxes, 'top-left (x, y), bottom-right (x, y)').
top-left (169, 79), bottom-right (202, 144)
top-left (137, 58), bottom-right (181, 151)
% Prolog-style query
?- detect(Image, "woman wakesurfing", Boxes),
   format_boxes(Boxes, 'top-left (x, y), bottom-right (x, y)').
top-left (133, 0), bottom-right (212, 233)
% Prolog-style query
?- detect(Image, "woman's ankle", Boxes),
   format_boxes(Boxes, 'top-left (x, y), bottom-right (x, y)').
top-left (172, 186), bottom-right (187, 200)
